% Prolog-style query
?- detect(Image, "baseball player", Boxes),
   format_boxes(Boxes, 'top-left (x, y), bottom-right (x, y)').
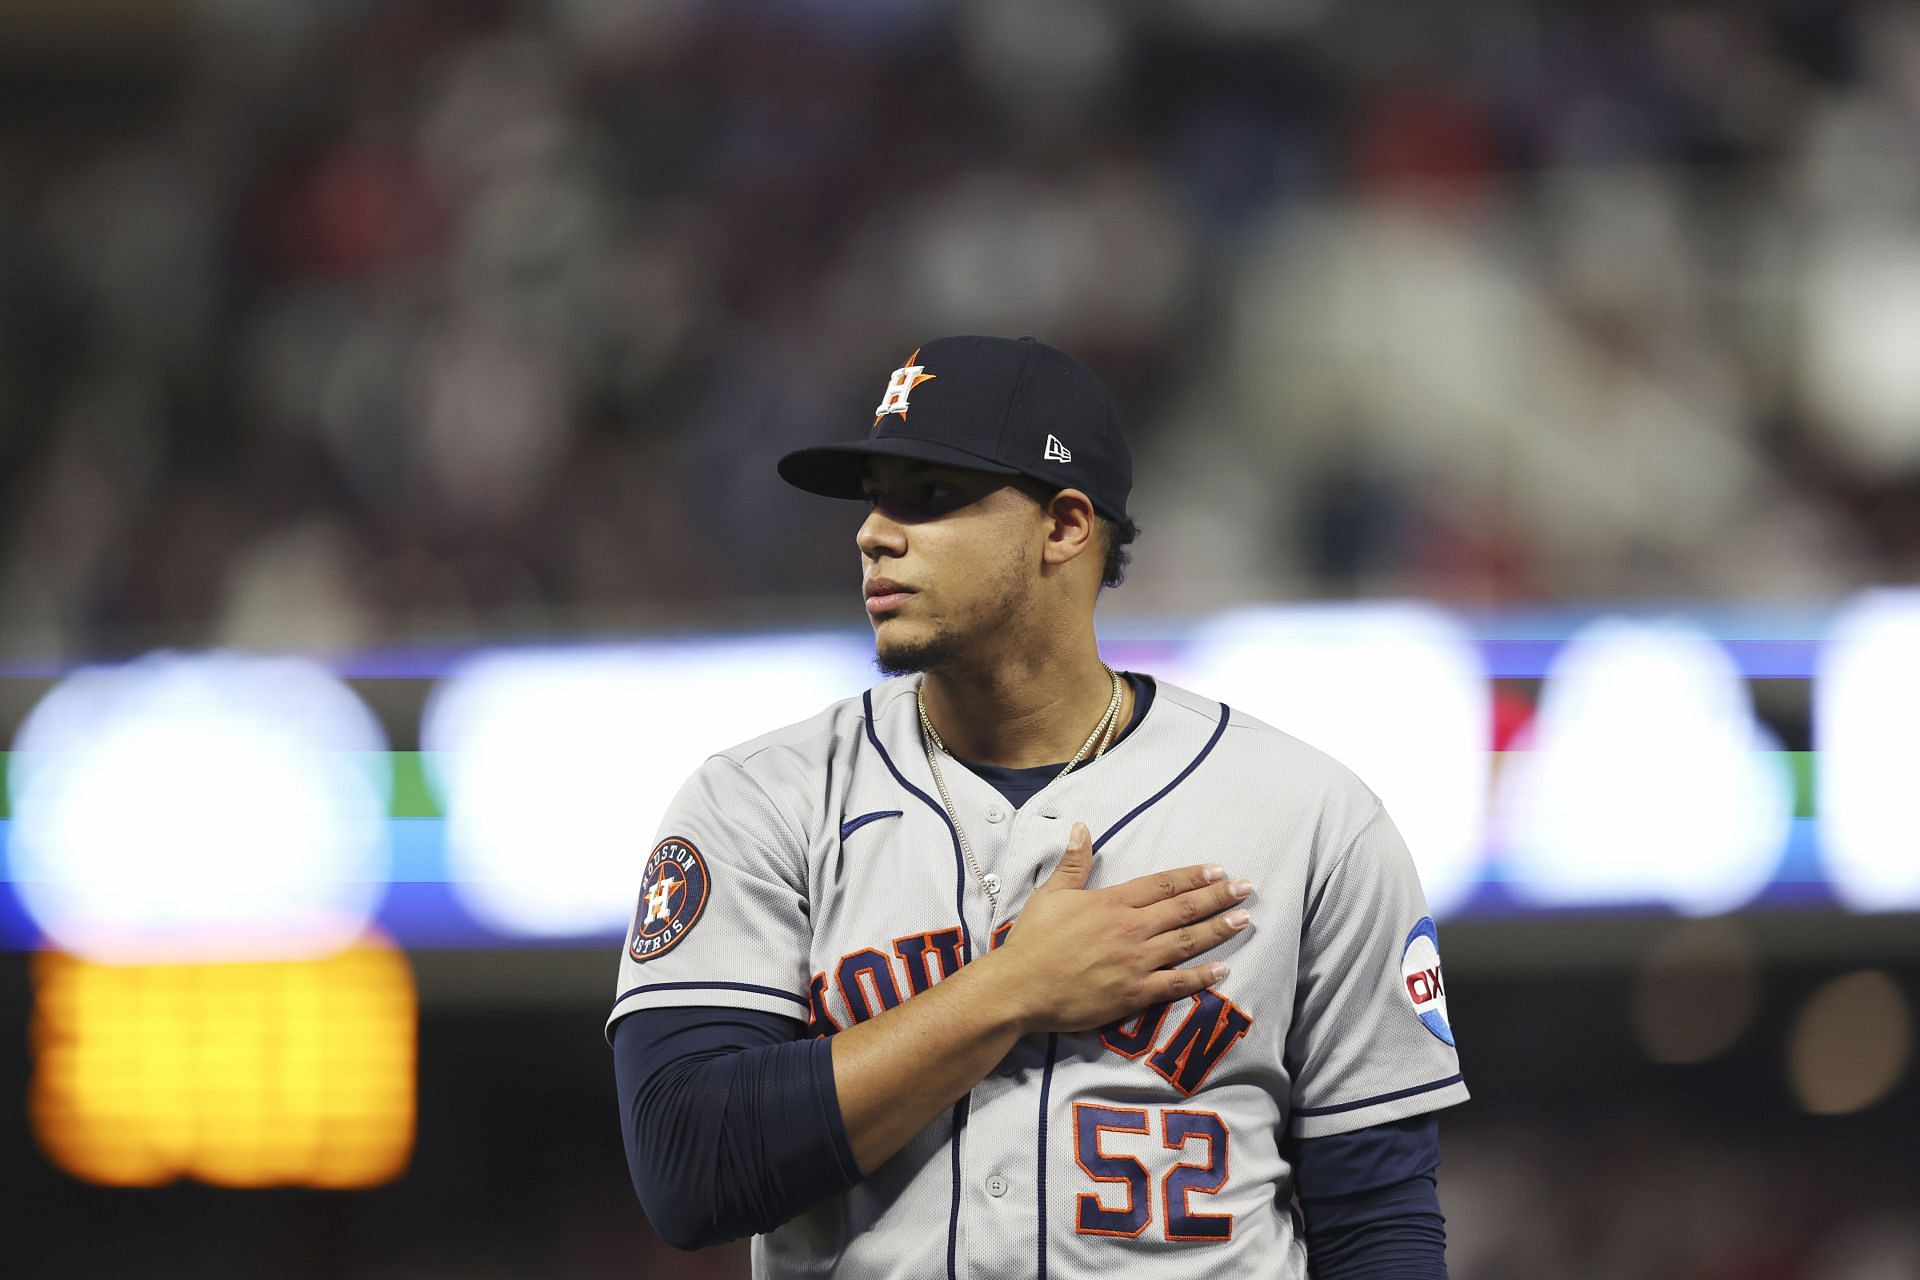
top-left (610, 336), bottom-right (1466, 1278)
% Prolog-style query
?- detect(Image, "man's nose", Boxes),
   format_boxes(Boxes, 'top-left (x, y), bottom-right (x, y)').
top-left (857, 507), bottom-right (905, 560)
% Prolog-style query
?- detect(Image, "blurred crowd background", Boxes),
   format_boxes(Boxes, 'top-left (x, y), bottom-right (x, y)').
top-left (7, 0), bottom-right (1920, 661)
top-left (5, 1), bottom-right (1920, 1278)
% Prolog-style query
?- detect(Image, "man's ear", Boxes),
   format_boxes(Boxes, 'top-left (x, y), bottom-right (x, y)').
top-left (1039, 487), bottom-right (1099, 568)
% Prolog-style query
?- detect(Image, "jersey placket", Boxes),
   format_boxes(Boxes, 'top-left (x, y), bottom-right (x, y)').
top-left (952, 772), bottom-right (1074, 1280)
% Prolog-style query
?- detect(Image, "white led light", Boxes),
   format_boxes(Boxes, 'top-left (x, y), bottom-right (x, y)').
top-left (1500, 618), bottom-right (1790, 916)
top-left (424, 637), bottom-right (873, 939)
top-left (7, 652), bottom-right (391, 962)
top-left (1816, 590), bottom-right (1920, 912)
top-left (1171, 603), bottom-right (1490, 917)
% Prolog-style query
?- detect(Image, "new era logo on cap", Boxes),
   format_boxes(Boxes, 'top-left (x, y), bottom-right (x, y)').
top-left (1044, 434), bottom-right (1071, 462)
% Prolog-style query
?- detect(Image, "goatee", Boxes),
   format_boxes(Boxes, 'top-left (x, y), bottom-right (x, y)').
top-left (874, 631), bottom-right (960, 677)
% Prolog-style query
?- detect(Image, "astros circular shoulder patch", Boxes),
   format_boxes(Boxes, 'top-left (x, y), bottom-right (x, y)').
top-left (629, 837), bottom-right (711, 962)
top-left (1401, 916), bottom-right (1455, 1046)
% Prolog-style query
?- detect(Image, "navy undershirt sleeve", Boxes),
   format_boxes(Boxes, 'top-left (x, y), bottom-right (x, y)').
top-left (612, 1005), bottom-right (861, 1250)
top-left (1292, 1114), bottom-right (1449, 1279)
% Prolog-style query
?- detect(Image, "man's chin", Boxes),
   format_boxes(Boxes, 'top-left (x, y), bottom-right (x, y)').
top-left (873, 623), bottom-right (956, 678)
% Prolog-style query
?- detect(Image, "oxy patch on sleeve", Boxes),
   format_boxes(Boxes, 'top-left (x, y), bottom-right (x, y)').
top-left (629, 837), bottom-right (712, 962)
top-left (1400, 917), bottom-right (1453, 1046)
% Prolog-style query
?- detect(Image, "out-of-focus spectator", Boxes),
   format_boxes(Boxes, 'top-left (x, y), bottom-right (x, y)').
top-left (3, 0), bottom-right (1919, 664)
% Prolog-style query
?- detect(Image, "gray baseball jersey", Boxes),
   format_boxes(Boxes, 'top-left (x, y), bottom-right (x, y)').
top-left (608, 674), bottom-right (1467, 1279)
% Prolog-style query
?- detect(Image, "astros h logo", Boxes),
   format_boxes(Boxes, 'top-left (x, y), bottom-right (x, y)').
top-left (630, 837), bottom-right (711, 962)
top-left (873, 349), bottom-right (936, 427)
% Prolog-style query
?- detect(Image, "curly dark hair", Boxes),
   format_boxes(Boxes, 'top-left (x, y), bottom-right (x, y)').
top-left (1096, 513), bottom-right (1139, 588)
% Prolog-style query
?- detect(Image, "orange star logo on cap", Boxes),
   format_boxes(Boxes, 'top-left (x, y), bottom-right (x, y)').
top-left (874, 349), bottom-right (936, 426)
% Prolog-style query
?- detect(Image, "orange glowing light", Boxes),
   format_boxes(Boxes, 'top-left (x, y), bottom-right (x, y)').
top-left (29, 935), bottom-right (416, 1189)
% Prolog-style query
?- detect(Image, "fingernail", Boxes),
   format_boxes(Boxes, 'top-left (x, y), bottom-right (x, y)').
top-left (1230, 879), bottom-right (1253, 899)
top-left (1073, 822), bottom-right (1089, 843)
top-left (1210, 963), bottom-right (1230, 981)
top-left (1225, 909), bottom-right (1251, 929)
top-left (1204, 865), bottom-right (1226, 883)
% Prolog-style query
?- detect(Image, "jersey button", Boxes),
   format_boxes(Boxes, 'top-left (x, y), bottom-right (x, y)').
top-left (985, 806), bottom-right (1006, 823)
top-left (985, 1175), bottom-right (1008, 1198)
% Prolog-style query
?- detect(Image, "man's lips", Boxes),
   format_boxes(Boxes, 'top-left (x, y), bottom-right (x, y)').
top-left (864, 579), bottom-right (914, 614)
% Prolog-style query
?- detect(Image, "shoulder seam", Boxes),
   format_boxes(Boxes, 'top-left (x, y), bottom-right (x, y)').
top-left (728, 698), bottom-right (857, 766)
top-left (709, 753), bottom-right (809, 868)
top-left (1326, 798), bottom-right (1388, 880)
top-left (1148, 686), bottom-right (1229, 727)
top-left (1304, 797), bottom-right (1388, 925)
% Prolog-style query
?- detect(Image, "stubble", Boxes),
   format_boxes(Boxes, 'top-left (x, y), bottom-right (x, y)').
top-left (872, 543), bottom-right (1034, 678)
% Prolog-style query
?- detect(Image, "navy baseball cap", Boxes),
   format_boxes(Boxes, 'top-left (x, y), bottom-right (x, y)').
top-left (778, 335), bottom-right (1132, 521)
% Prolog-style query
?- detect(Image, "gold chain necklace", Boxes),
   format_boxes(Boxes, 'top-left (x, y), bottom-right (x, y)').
top-left (917, 666), bottom-right (1124, 911)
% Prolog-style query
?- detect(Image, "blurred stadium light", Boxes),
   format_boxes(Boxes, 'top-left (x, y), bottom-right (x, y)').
top-left (422, 635), bottom-right (873, 939)
top-left (6, 652), bottom-right (392, 963)
top-left (1499, 617), bottom-right (1792, 917)
top-left (0, 601), bottom-right (1902, 951)
top-left (29, 935), bottom-right (416, 1188)
top-left (1169, 602), bottom-right (1489, 917)
top-left (1816, 590), bottom-right (1920, 912)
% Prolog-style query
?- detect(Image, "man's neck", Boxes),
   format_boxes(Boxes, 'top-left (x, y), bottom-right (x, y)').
top-left (918, 653), bottom-right (1134, 769)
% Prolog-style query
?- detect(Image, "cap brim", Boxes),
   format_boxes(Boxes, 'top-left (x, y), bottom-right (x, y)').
top-left (777, 436), bottom-right (1023, 500)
